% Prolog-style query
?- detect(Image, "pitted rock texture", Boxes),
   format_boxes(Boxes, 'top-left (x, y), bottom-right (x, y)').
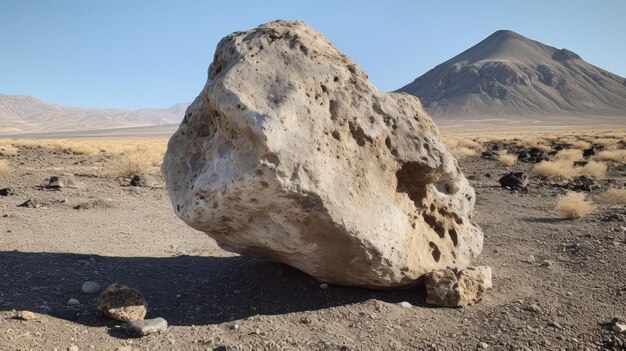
top-left (162, 20), bottom-right (483, 288)
top-left (424, 266), bottom-right (492, 307)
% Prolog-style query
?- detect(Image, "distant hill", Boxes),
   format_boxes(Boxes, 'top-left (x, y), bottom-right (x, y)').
top-left (397, 30), bottom-right (626, 119)
top-left (0, 94), bottom-right (189, 134)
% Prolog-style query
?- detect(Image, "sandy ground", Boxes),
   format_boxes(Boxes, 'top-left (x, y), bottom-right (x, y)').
top-left (0, 137), bottom-right (625, 351)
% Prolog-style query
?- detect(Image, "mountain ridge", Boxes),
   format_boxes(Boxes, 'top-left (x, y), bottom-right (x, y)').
top-left (0, 94), bottom-right (189, 134)
top-left (397, 30), bottom-right (626, 119)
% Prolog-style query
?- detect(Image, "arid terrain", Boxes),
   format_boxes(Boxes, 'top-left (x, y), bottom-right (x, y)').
top-left (0, 128), bottom-right (624, 351)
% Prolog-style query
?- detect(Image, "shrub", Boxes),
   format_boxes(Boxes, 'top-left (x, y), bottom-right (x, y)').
top-left (578, 161), bottom-right (607, 178)
top-left (555, 192), bottom-right (594, 219)
top-left (554, 149), bottom-right (583, 162)
top-left (570, 140), bottom-right (591, 150)
top-left (595, 150), bottom-right (626, 163)
top-left (498, 151), bottom-right (517, 166)
top-left (599, 188), bottom-right (626, 205)
top-left (533, 160), bottom-right (578, 181)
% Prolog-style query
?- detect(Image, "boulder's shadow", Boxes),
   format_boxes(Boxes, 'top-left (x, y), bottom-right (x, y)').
top-left (0, 251), bottom-right (426, 328)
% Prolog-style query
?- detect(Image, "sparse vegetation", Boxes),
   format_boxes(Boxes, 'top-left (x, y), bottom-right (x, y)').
top-left (594, 150), bottom-right (626, 163)
top-left (533, 160), bottom-right (578, 181)
top-left (555, 192), bottom-right (595, 219)
top-left (554, 149), bottom-right (583, 162)
top-left (498, 151), bottom-right (517, 166)
top-left (570, 140), bottom-right (591, 150)
top-left (599, 188), bottom-right (626, 205)
top-left (578, 160), bottom-right (606, 178)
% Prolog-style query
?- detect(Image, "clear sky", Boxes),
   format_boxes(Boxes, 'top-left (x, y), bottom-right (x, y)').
top-left (1, 0), bottom-right (625, 109)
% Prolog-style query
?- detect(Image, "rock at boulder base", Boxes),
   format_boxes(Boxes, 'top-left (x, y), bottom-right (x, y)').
top-left (124, 317), bottom-right (168, 337)
top-left (162, 20), bottom-right (483, 288)
top-left (0, 187), bottom-right (14, 196)
top-left (47, 176), bottom-right (77, 189)
top-left (130, 174), bottom-right (161, 187)
top-left (96, 283), bottom-right (147, 321)
top-left (423, 266), bottom-right (492, 307)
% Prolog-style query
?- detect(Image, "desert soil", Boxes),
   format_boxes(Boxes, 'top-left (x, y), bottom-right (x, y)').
top-left (0, 139), bottom-right (625, 351)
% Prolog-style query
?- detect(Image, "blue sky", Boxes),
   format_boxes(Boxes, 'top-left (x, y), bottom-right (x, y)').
top-left (1, 0), bottom-right (625, 109)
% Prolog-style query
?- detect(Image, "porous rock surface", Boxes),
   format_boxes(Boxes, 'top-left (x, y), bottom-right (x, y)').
top-left (162, 20), bottom-right (483, 288)
top-left (424, 266), bottom-right (493, 307)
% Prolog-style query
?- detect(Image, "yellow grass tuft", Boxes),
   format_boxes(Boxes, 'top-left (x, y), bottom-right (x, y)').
top-left (554, 149), bottom-right (583, 162)
top-left (594, 150), bottom-right (626, 163)
top-left (570, 140), bottom-right (591, 150)
top-left (108, 145), bottom-right (166, 178)
top-left (578, 161), bottom-right (606, 178)
top-left (555, 192), bottom-right (594, 219)
top-left (533, 160), bottom-right (578, 181)
top-left (599, 188), bottom-right (626, 205)
top-left (0, 159), bottom-right (8, 172)
top-left (498, 151), bottom-right (517, 166)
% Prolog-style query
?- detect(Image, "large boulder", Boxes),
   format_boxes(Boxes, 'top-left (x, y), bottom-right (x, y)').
top-left (162, 20), bottom-right (483, 288)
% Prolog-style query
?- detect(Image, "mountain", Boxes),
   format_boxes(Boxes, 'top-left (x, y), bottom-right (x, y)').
top-left (397, 30), bottom-right (626, 119)
top-left (0, 94), bottom-right (189, 134)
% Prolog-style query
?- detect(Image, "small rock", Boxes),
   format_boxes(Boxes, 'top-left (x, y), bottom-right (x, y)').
top-left (548, 321), bottom-right (563, 329)
top-left (319, 283), bottom-right (329, 290)
top-left (525, 303), bottom-right (542, 314)
top-left (478, 341), bottom-right (490, 349)
top-left (115, 347), bottom-right (134, 351)
top-left (231, 324), bottom-right (240, 331)
top-left (68, 345), bottom-right (79, 351)
top-left (424, 266), bottom-right (492, 307)
top-left (18, 199), bottom-right (41, 208)
top-left (397, 301), bottom-right (412, 309)
top-left (130, 174), bottom-right (160, 188)
top-left (613, 321), bottom-right (626, 333)
top-left (47, 176), bottom-right (77, 189)
top-left (0, 187), bottom-right (14, 196)
top-left (14, 310), bottom-right (37, 320)
top-left (97, 283), bottom-right (147, 321)
top-left (541, 260), bottom-right (552, 267)
top-left (123, 317), bottom-right (168, 337)
top-left (499, 172), bottom-right (529, 191)
top-left (67, 298), bottom-right (80, 306)
top-left (81, 281), bottom-right (100, 294)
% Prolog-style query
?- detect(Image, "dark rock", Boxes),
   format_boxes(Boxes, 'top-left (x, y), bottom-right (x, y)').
top-left (481, 151), bottom-right (498, 160)
top-left (583, 147), bottom-right (597, 157)
top-left (518, 148), bottom-right (549, 163)
top-left (564, 176), bottom-right (595, 192)
top-left (130, 174), bottom-right (160, 188)
top-left (499, 172), bottom-right (529, 190)
top-left (573, 160), bottom-right (588, 167)
top-left (0, 187), bottom-right (14, 196)
top-left (18, 199), bottom-right (41, 208)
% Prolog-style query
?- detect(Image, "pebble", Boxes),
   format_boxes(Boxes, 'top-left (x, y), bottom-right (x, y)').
top-left (527, 255), bottom-right (536, 264)
top-left (67, 298), bottom-right (80, 306)
top-left (613, 321), bottom-right (626, 333)
top-left (397, 301), bottom-right (412, 309)
top-left (81, 281), bottom-right (100, 294)
top-left (479, 341), bottom-right (490, 349)
top-left (526, 304), bottom-right (542, 314)
top-left (540, 260), bottom-right (552, 267)
top-left (231, 324), bottom-right (240, 331)
top-left (68, 345), bottom-right (79, 351)
top-left (15, 310), bottom-right (37, 320)
top-left (319, 283), bottom-right (329, 290)
top-left (123, 317), bottom-right (168, 337)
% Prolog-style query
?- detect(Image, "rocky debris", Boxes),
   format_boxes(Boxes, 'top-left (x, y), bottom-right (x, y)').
top-left (499, 172), bottom-right (529, 191)
top-left (518, 148), bottom-right (549, 163)
top-left (81, 281), bottom-right (100, 294)
top-left (123, 317), bottom-right (168, 337)
top-left (13, 310), bottom-right (38, 320)
top-left (17, 198), bottom-right (42, 208)
top-left (562, 175), bottom-right (595, 192)
top-left (0, 187), bottom-right (14, 196)
top-left (612, 319), bottom-right (626, 334)
top-left (47, 176), bottom-right (78, 189)
top-left (68, 345), bottom-right (79, 351)
top-left (583, 147), bottom-right (597, 157)
top-left (423, 266), bottom-right (492, 307)
top-left (67, 298), bottom-right (80, 306)
top-left (130, 174), bottom-right (161, 188)
top-left (96, 283), bottom-right (147, 321)
top-left (161, 20), bottom-right (483, 288)
top-left (73, 199), bottom-right (113, 210)
top-left (481, 150), bottom-right (500, 161)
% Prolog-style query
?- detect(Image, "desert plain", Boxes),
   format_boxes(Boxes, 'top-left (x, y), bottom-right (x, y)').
top-left (0, 124), bottom-right (625, 351)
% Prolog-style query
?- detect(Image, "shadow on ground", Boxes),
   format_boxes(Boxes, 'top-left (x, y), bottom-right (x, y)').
top-left (0, 251), bottom-right (426, 328)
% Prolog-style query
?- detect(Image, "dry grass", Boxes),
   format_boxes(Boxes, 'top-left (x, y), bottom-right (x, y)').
top-left (445, 137), bottom-right (482, 159)
top-left (599, 188), bottom-right (626, 205)
top-left (108, 145), bottom-right (166, 178)
top-left (0, 144), bottom-right (19, 156)
top-left (554, 149), bottom-right (583, 162)
top-left (578, 161), bottom-right (607, 178)
top-left (533, 160), bottom-right (579, 181)
top-left (0, 159), bottom-right (8, 172)
top-left (498, 151), bottom-right (517, 166)
top-left (555, 192), bottom-right (595, 219)
top-left (570, 140), bottom-right (591, 150)
top-left (594, 150), bottom-right (626, 163)
top-left (592, 137), bottom-right (620, 148)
